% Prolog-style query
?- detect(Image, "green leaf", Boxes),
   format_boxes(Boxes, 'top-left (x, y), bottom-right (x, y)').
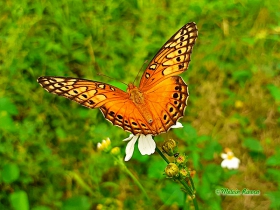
top-left (10, 191), bottom-right (29, 210)
top-left (0, 111), bottom-right (16, 132)
top-left (242, 37), bottom-right (256, 46)
top-left (204, 164), bottom-right (222, 184)
top-left (32, 206), bottom-right (51, 210)
top-left (2, 163), bottom-right (20, 184)
top-left (0, 97), bottom-right (18, 115)
top-left (55, 127), bottom-right (66, 139)
top-left (232, 70), bottom-right (252, 86)
top-left (266, 153), bottom-right (280, 166)
top-left (242, 137), bottom-right (263, 152)
top-left (266, 169), bottom-right (280, 181)
top-left (197, 135), bottom-right (212, 143)
top-left (148, 159), bottom-right (166, 179)
top-left (199, 175), bottom-right (211, 200)
top-left (202, 141), bottom-right (222, 161)
top-left (62, 196), bottom-right (91, 210)
top-left (267, 84), bottom-right (280, 102)
top-left (266, 191), bottom-right (280, 209)
top-left (230, 114), bottom-right (249, 128)
top-left (174, 123), bottom-right (197, 140)
top-left (158, 183), bottom-right (184, 206)
top-left (192, 152), bottom-right (200, 169)
top-left (72, 49), bottom-right (88, 63)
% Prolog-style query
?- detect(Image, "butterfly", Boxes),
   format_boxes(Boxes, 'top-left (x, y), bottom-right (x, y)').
top-left (38, 22), bottom-right (198, 136)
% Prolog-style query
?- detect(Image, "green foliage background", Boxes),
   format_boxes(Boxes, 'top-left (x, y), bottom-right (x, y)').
top-left (1, 0), bottom-right (280, 209)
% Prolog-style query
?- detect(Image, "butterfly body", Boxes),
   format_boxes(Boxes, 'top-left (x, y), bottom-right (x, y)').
top-left (38, 22), bottom-right (198, 136)
top-left (127, 84), bottom-right (153, 124)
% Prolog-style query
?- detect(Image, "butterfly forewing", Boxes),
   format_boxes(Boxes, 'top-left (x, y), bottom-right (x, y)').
top-left (37, 76), bottom-right (129, 109)
top-left (139, 22), bottom-right (197, 90)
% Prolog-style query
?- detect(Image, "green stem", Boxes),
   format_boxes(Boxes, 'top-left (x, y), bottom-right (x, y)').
top-left (189, 173), bottom-right (196, 192)
top-left (155, 147), bottom-right (170, 164)
top-left (193, 197), bottom-right (199, 210)
top-left (180, 179), bottom-right (199, 210)
top-left (179, 179), bottom-right (194, 196)
top-left (115, 156), bottom-right (150, 202)
top-left (67, 171), bottom-right (95, 196)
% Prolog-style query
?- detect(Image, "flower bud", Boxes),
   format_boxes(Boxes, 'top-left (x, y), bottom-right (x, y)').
top-left (190, 170), bottom-right (196, 178)
top-left (179, 168), bottom-right (190, 179)
top-left (97, 138), bottom-right (111, 152)
top-left (165, 163), bottom-right (179, 178)
top-left (175, 154), bottom-right (187, 165)
top-left (162, 139), bottom-right (177, 156)
top-left (110, 147), bottom-right (120, 156)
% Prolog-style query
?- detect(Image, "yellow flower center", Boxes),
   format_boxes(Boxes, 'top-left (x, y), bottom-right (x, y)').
top-left (227, 154), bottom-right (234, 160)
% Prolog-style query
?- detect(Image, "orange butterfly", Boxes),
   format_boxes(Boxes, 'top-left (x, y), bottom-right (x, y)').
top-left (38, 22), bottom-right (198, 136)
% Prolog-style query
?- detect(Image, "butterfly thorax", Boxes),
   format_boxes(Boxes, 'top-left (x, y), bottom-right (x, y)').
top-left (127, 83), bottom-right (153, 124)
top-left (127, 83), bottom-right (144, 104)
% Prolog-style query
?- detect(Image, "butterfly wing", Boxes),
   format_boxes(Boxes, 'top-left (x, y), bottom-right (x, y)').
top-left (37, 76), bottom-right (130, 108)
top-left (139, 22), bottom-right (198, 90)
top-left (135, 22), bottom-right (197, 134)
top-left (37, 76), bottom-right (157, 135)
top-left (99, 97), bottom-right (157, 135)
top-left (144, 76), bottom-right (189, 134)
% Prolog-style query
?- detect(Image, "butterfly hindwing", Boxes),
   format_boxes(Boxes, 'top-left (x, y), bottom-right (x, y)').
top-left (99, 101), bottom-right (157, 135)
top-left (139, 22), bottom-right (197, 91)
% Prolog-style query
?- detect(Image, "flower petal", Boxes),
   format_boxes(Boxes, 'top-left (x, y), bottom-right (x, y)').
top-left (221, 157), bottom-right (240, 169)
top-left (171, 122), bottom-right (183, 128)
top-left (123, 134), bottom-right (134, 142)
top-left (124, 135), bottom-right (138, 161)
top-left (230, 157), bottom-right (240, 169)
top-left (221, 153), bottom-right (228, 159)
top-left (138, 134), bottom-right (156, 155)
top-left (221, 159), bottom-right (229, 168)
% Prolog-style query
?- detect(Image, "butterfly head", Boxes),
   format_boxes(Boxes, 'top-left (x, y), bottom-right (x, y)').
top-left (127, 83), bottom-right (137, 91)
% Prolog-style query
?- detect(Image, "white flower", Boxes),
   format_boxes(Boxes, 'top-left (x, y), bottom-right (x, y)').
top-left (221, 148), bottom-right (240, 169)
top-left (123, 122), bottom-right (183, 161)
top-left (123, 134), bottom-right (156, 161)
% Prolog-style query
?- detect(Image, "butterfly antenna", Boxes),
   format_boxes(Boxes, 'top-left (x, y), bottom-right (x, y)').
top-left (133, 60), bottom-right (148, 85)
top-left (97, 73), bottom-right (128, 86)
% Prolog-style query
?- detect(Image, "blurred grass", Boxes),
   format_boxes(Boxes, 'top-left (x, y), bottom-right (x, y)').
top-left (0, 0), bottom-right (280, 209)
